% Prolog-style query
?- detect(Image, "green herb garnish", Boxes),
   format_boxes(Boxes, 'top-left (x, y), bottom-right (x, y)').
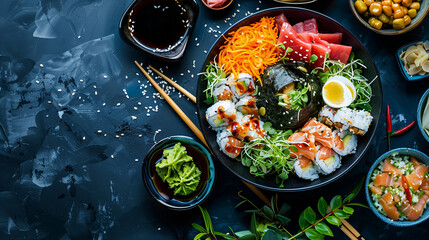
top-left (193, 179), bottom-right (367, 240)
top-left (201, 62), bottom-right (227, 105)
top-left (318, 52), bottom-right (374, 111)
top-left (240, 122), bottom-right (295, 187)
top-left (155, 142), bottom-right (201, 196)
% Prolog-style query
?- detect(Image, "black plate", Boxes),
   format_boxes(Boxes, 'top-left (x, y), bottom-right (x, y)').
top-left (196, 7), bottom-right (382, 192)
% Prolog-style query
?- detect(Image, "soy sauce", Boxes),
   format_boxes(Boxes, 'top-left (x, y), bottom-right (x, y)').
top-left (150, 143), bottom-right (209, 202)
top-left (129, 0), bottom-right (189, 50)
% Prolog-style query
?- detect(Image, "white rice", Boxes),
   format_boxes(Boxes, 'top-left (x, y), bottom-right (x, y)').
top-left (294, 159), bottom-right (319, 181)
top-left (332, 130), bottom-right (358, 156)
top-left (236, 96), bottom-right (258, 115)
top-left (228, 73), bottom-right (255, 99)
top-left (351, 109), bottom-right (373, 134)
top-left (213, 84), bottom-right (235, 102)
top-left (216, 129), bottom-right (240, 159)
top-left (318, 105), bottom-right (336, 122)
top-left (206, 100), bottom-right (236, 129)
top-left (315, 151), bottom-right (341, 175)
top-left (333, 108), bottom-right (354, 131)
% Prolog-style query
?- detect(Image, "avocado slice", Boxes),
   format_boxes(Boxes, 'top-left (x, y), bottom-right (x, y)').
top-left (324, 156), bottom-right (336, 166)
top-left (214, 119), bottom-right (225, 126)
top-left (342, 135), bottom-right (352, 147)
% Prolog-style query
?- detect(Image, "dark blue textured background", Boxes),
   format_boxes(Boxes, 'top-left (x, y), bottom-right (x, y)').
top-left (0, 0), bottom-right (428, 239)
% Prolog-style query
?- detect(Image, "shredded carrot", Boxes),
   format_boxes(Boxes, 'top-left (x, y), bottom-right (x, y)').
top-left (218, 17), bottom-right (280, 86)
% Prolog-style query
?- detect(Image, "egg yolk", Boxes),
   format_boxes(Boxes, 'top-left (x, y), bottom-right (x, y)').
top-left (324, 81), bottom-right (344, 105)
top-left (346, 85), bottom-right (355, 98)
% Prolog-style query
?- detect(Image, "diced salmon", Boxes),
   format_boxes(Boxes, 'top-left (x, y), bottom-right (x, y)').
top-left (288, 132), bottom-right (317, 161)
top-left (333, 134), bottom-right (344, 150)
top-left (406, 165), bottom-right (429, 190)
top-left (399, 194), bottom-right (429, 221)
top-left (370, 184), bottom-right (383, 195)
top-left (420, 178), bottom-right (429, 196)
top-left (301, 119), bottom-right (334, 148)
top-left (318, 146), bottom-right (336, 160)
top-left (298, 156), bottom-right (313, 169)
top-left (379, 192), bottom-right (400, 220)
top-left (374, 173), bottom-right (401, 187)
top-left (411, 156), bottom-right (421, 168)
top-left (381, 158), bottom-right (403, 175)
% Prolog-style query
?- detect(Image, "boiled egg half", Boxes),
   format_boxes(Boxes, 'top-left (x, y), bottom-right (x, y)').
top-left (322, 76), bottom-right (356, 108)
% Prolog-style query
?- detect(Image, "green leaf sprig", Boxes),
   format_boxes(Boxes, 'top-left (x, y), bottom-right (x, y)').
top-left (314, 52), bottom-right (375, 112)
top-left (202, 62), bottom-right (227, 105)
top-left (240, 122), bottom-right (296, 188)
top-left (192, 179), bottom-right (368, 240)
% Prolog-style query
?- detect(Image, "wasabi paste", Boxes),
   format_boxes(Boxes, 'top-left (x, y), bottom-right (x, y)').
top-left (155, 142), bottom-right (201, 196)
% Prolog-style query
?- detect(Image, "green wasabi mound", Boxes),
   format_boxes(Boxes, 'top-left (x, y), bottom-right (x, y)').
top-left (155, 142), bottom-right (202, 196)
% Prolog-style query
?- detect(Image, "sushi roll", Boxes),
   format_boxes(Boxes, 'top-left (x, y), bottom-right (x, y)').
top-left (213, 83), bottom-right (235, 102)
top-left (318, 105), bottom-right (336, 128)
top-left (333, 130), bottom-right (358, 156)
top-left (206, 100), bottom-right (237, 129)
top-left (315, 146), bottom-right (341, 175)
top-left (333, 108), bottom-right (354, 131)
top-left (233, 114), bottom-right (265, 141)
top-left (228, 73), bottom-right (256, 99)
top-left (288, 132), bottom-right (317, 161)
top-left (301, 119), bottom-right (334, 148)
top-left (294, 156), bottom-right (320, 181)
top-left (236, 96), bottom-right (259, 116)
top-left (216, 129), bottom-right (243, 158)
top-left (349, 109), bottom-right (373, 136)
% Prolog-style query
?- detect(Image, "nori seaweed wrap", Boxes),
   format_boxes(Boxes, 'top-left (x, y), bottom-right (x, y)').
top-left (256, 62), bottom-right (322, 130)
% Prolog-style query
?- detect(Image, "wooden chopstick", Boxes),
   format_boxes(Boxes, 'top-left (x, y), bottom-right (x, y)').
top-left (134, 61), bottom-right (207, 146)
top-left (148, 65), bottom-right (197, 103)
top-left (138, 63), bottom-right (363, 240)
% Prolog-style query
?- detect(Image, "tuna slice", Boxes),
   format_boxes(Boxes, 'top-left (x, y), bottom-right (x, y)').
top-left (301, 119), bottom-right (334, 148)
top-left (379, 192), bottom-right (400, 220)
top-left (288, 132), bottom-right (317, 161)
top-left (399, 194), bottom-right (429, 221)
top-left (374, 173), bottom-right (401, 187)
top-left (406, 165), bottom-right (429, 190)
top-left (275, 13), bottom-right (289, 30)
top-left (293, 19), bottom-right (318, 34)
top-left (311, 43), bottom-right (331, 70)
top-left (278, 22), bottom-right (312, 62)
top-left (318, 33), bottom-right (343, 44)
top-left (381, 158), bottom-right (403, 175)
top-left (207, 0), bottom-right (227, 8)
top-left (329, 44), bottom-right (352, 64)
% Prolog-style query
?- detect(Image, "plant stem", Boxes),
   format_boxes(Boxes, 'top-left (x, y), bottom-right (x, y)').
top-left (286, 204), bottom-right (347, 240)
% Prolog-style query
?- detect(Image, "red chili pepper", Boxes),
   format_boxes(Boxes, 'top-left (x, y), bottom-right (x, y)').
top-left (401, 175), bottom-right (413, 206)
top-left (386, 105), bottom-right (392, 150)
top-left (391, 121), bottom-right (415, 137)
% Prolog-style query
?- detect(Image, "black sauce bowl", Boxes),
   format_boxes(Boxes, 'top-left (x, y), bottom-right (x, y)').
top-left (119, 0), bottom-right (199, 61)
top-left (142, 136), bottom-right (216, 210)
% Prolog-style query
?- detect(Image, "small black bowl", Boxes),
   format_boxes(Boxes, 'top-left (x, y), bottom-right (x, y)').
top-left (142, 136), bottom-right (216, 210)
top-left (119, 0), bottom-right (199, 61)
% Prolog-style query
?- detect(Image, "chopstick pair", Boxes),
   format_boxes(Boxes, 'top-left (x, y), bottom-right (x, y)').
top-left (135, 61), bottom-right (363, 240)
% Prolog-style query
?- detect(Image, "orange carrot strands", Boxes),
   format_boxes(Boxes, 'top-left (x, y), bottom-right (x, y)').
top-left (217, 17), bottom-right (280, 86)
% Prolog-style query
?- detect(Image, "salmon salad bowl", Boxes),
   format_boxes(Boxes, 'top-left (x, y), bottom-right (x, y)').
top-left (196, 7), bottom-right (382, 192)
top-left (365, 148), bottom-right (429, 227)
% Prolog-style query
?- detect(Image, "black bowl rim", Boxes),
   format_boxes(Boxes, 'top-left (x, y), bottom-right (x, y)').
top-left (142, 135), bottom-right (216, 210)
top-left (196, 6), bottom-right (383, 192)
top-left (364, 148), bottom-right (429, 227)
top-left (118, 0), bottom-right (199, 61)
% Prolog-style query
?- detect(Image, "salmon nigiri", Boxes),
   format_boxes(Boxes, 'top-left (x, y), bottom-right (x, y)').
top-left (288, 132), bottom-right (317, 161)
top-left (301, 119), bottom-right (334, 148)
